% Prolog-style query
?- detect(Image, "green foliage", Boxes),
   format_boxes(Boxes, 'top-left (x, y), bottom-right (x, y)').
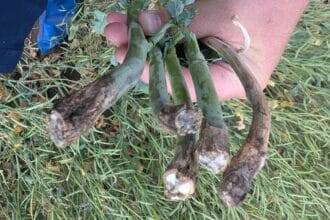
top-left (108, 0), bottom-right (150, 13)
top-left (165, 0), bottom-right (196, 26)
top-left (108, 0), bottom-right (128, 11)
top-left (92, 10), bottom-right (108, 34)
top-left (166, 0), bottom-right (185, 18)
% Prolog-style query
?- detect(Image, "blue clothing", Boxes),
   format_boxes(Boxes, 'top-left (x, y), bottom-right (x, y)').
top-left (0, 0), bottom-right (47, 73)
top-left (37, 0), bottom-right (76, 54)
top-left (0, 0), bottom-right (76, 73)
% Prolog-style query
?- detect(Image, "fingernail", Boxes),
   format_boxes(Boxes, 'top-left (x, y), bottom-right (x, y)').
top-left (140, 11), bottom-right (163, 35)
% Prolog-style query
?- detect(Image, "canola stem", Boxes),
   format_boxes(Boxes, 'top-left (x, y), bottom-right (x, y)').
top-left (165, 46), bottom-right (191, 106)
top-left (184, 33), bottom-right (225, 128)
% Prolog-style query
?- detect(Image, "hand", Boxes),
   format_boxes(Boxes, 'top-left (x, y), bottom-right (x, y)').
top-left (104, 0), bottom-right (308, 101)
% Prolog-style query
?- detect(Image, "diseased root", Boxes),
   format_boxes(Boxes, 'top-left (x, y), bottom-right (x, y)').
top-left (48, 76), bottom-right (117, 148)
top-left (158, 105), bottom-right (203, 135)
top-left (48, 19), bottom-right (149, 148)
top-left (175, 107), bottom-right (203, 135)
top-left (196, 123), bottom-right (230, 174)
top-left (164, 134), bottom-right (198, 201)
top-left (202, 37), bottom-right (271, 207)
top-left (220, 147), bottom-right (267, 207)
top-left (164, 169), bottom-right (196, 201)
top-left (48, 110), bottom-right (74, 148)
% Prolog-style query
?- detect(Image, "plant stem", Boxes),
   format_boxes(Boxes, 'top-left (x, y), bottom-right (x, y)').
top-left (48, 6), bottom-right (149, 148)
top-left (184, 33), bottom-right (230, 174)
top-left (127, 0), bottom-right (145, 22)
top-left (184, 33), bottom-right (225, 128)
top-left (164, 134), bottom-right (198, 201)
top-left (47, 1), bottom-right (179, 148)
top-left (202, 37), bottom-right (271, 207)
top-left (149, 46), bottom-right (202, 136)
top-left (148, 23), bottom-right (175, 50)
top-left (165, 46), bottom-right (191, 106)
top-left (162, 45), bottom-right (201, 201)
top-left (149, 47), bottom-right (171, 114)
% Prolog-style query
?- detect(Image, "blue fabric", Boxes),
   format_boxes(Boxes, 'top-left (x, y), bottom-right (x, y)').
top-left (0, 0), bottom-right (47, 73)
top-left (37, 0), bottom-right (76, 54)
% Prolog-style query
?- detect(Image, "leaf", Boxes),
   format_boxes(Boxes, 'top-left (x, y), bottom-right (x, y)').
top-left (92, 10), bottom-right (108, 34)
top-left (165, 0), bottom-right (196, 25)
top-left (166, 0), bottom-right (185, 19)
top-left (182, 0), bottom-right (195, 6)
top-left (177, 6), bottom-right (196, 26)
top-left (134, 81), bottom-right (149, 94)
top-left (141, 0), bottom-right (152, 10)
top-left (108, 0), bottom-right (128, 12)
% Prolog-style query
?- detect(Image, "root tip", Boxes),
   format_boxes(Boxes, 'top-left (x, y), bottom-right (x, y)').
top-left (219, 171), bottom-right (249, 207)
top-left (48, 111), bottom-right (69, 148)
top-left (220, 191), bottom-right (240, 207)
top-left (164, 169), bottom-right (196, 201)
top-left (175, 108), bottom-right (203, 136)
top-left (197, 150), bottom-right (230, 174)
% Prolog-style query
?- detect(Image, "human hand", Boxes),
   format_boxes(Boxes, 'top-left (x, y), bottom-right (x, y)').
top-left (104, 0), bottom-right (308, 100)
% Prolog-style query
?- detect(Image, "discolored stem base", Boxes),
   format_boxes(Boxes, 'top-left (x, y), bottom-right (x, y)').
top-left (48, 21), bottom-right (148, 148)
top-left (196, 123), bottom-right (230, 174)
top-left (164, 134), bottom-right (198, 201)
top-left (203, 37), bottom-right (271, 207)
top-left (158, 105), bottom-right (202, 136)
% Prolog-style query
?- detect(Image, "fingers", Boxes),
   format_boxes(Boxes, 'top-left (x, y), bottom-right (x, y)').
top-left (104, 22), bottom-right (128, 46)
top-left (106, 12), bottom-right (127, 23)
top-left (104, 9), bottom-right (256, 101)
top-left (138, 10), bottom-right (169, 35)
top-left (105, 11), bottom-right (169, 47)
top-left (173, 63), bottom-right (246, 101)
top-left (115, 42), bottom-right (247, 101)
top-left (114, 45), bottom-right (127, 63)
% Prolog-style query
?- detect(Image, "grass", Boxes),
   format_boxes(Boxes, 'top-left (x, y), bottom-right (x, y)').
top-left (0, 0), bottom-right (329, 219)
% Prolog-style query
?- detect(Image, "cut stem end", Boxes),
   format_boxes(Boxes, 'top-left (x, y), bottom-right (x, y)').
top-left (164, 169), bottom-right (196, 201)
top-left (158, 105), bottom-right (202, 135)
top-left (196, 124), bottom-right (230, 174)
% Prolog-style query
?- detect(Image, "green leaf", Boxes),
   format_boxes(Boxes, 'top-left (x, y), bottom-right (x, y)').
top-left (177, 6), bottom-right (196, 26)
top-left (182, 0), bottom-right (195, 6)
top-left (166, 0), bottom-right (185, 19)
top-left (165, 0), bottom-right (196, 25)
top-left (108, 0), bottom-right (128, 12)
top-left (92, 10), bottom-right (107, 34)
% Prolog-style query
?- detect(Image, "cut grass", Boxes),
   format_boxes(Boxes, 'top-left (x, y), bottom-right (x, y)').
top-left (0, 0), bottom-right (329, 219)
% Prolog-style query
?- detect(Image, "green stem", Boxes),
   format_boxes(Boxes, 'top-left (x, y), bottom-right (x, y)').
top-left (184, 33), bottom-right (225, 128)
top-left (148, 46), bottom-right (202, 136)
top-left (112, 21), bottom-right (149, 100)
top-left (165, 46), bottom-right (191, 106)
top-left (127, 0), bottom-right (145, 22)
top-left (149, 46), bottom-right (170, 114)
top-left (164, 133), bottom-right (198, 201)
top-left (148, 23), bottom-right (174, 50)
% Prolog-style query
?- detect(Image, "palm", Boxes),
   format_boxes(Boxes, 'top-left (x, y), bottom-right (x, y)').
top-left (104, 0), bottom-right (308, 100)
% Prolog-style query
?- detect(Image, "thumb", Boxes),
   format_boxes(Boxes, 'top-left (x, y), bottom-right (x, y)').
top-left (138, 10), bottom-right (169, 35)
